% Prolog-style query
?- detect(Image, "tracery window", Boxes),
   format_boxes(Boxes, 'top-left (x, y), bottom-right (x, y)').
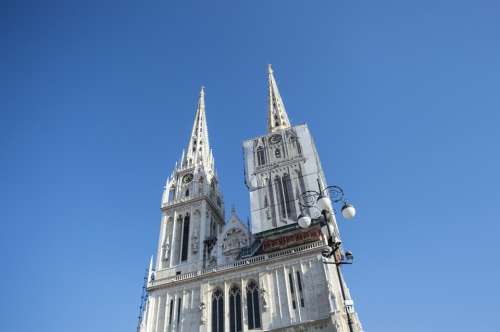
top-left (180, 214), bottom-right (190, 262)
top-left (211, 288), bottom-right (224, 332)
top-left (246, 280), bottom-right (261, 329)
top-left (273, 173), bottom-right (297, 221)
top-left (229, 285), bottom-right (242, 332)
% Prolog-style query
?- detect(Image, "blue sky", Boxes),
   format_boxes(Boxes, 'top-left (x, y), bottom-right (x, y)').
top-left (2, 0), bottom-right (500, 331)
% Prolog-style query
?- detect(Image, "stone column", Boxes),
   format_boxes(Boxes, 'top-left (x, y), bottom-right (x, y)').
top-left (146, 296), bottom-right (156, 332)
top-left (224, 281), bottom-right (230, 332)
top-left (241, 278), bottom-right (248, 332)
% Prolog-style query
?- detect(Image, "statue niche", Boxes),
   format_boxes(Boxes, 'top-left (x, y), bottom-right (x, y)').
top-left (222, 228), bottom-right (249, 262)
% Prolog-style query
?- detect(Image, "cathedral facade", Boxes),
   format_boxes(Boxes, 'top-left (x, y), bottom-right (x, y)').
top-left (139, 66), bottom-right (363, 332)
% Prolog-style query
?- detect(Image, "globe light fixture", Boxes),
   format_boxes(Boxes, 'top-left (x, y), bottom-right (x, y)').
top-left (299, 182), bottom-right (358, 332)
top-left (317, 195), bottom-right (332, 213)
top-left (297, 214), bottom-right (311, 229)
top-left (341, 203), bottom-right (356, 220)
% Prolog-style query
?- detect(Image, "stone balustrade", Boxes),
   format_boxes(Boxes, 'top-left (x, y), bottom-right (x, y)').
top-left (149, 240), bottom-right (325, 289)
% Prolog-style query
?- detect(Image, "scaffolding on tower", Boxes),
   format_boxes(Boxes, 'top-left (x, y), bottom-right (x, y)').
top-left (136, 265), bottom-right (149, 332)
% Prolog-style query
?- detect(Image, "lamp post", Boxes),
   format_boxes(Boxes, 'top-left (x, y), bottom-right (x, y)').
top-left (297, 179), bottom-right (356, 332)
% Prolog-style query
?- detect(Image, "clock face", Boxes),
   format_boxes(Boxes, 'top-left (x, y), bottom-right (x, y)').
top-left (182, 173), bottom-right (193, 184)
top-left (269, 134), bottom-right (282, 144)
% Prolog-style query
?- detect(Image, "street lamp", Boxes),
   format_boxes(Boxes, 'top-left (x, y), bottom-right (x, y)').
top-left (341, 203), bottom-right (356, 220)
top-left (298, 182), bottom-right (356, 260)
top-left (298, 180), bottom-right (357, 332)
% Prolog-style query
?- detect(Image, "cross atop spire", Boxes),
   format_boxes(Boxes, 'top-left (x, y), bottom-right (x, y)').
top-left (268, 64), bottom-right (291, 132)
top-left (183, 86), bottom-right (212, 168)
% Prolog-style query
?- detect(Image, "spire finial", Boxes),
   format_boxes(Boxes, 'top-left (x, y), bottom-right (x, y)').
top-left (267, 65), bottom-right (291, 133)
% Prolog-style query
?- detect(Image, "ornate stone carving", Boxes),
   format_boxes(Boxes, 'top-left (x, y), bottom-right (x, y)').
top-left (260, 287), bottom-right (268, 309)
top-left (199, 302), bottom-right (206, 325)
top-left (161, 239), bottom-right (170, 261)
top-left (191, 232), bottom-right (199, 254)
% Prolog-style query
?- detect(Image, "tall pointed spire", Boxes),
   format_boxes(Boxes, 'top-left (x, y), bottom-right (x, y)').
top-left (185, 86), bottom-right (211, 166)
top-left (268, 64), bottom-right (291, 132)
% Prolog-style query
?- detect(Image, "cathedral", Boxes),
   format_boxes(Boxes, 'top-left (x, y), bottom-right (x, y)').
top-left (138, 66), bottom-right (363, 332)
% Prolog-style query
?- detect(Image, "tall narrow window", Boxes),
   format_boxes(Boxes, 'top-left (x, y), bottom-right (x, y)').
top-left (256, 146), bottom-right (265, 166)
top-left (274, 176), bottom-right (286, 219)
top-left (282, 173), bottom-right (297, 220)
top-left (168, 299), bottom-right (174, 326)
top-left (268, 179), bottom-right (277, 227)
top-left (177, 297), bottom-right (182, 325)
top-left (288, 273), bottom-right (296, 310)
top-left (181, 215), bottom-right (190, 262)
top-left (296, 271), bottom-right (305, 307)
top-left (246, 280), bottom-right (261, 329)
top-left (229, 285), bottom-right (242, 332)
top-left (212, 288), bottom-right (224, 332)
top-left (210, 218), bottom-right (216, 237)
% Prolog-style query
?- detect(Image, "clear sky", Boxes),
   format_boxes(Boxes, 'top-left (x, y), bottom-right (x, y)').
top-left (2, 0), bottom-right (500, 331)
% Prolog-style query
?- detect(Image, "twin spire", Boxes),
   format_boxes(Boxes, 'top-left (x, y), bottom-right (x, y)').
top-left (186, 86), bottom-right (211, 162)
top-left (176, 87), bottom-right (213, 172)
top-left (179, 65), bottom-right (291, 169)
top-left (267, 64), bottom-right (291, 132)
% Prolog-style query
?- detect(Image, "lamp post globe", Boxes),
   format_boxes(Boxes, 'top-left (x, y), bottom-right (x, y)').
top-left (341, 203), bottom-right (356, 220)
top-left (317, 195), bottom-right (332, 213)
top-left (297, 214), bottom-right (311, 229)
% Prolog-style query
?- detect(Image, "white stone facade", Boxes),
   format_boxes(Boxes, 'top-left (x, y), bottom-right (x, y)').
top-left (139, 68), bottom-right (363, 332)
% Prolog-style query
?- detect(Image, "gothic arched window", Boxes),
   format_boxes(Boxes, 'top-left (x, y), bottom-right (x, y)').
top-left (210, 218), bottom-right (216, 237)
top-left (211, 288), bottom-right (224, 332)
top-left (256, 146), bottom-right (265, 166)
top-left (296, 271), bottom-right (305, 307)
top-left (267, 178), bottom-right (277, 227)
top-left (282, 173), bottom-right (297, 220)
top-left (246, 280), bottom-right (261, 329)
top-left (229, 285), bottom-right (242, 332)
top-left (274, 176), bottom-right (286, 218)
top-left (180, 214), bottom-right (190, 262)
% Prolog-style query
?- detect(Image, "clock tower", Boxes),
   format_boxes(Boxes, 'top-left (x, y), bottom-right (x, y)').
top-left (157, 87), bottom-right (225, 276)
top-left (243, 65), bottom-right (329, 234)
